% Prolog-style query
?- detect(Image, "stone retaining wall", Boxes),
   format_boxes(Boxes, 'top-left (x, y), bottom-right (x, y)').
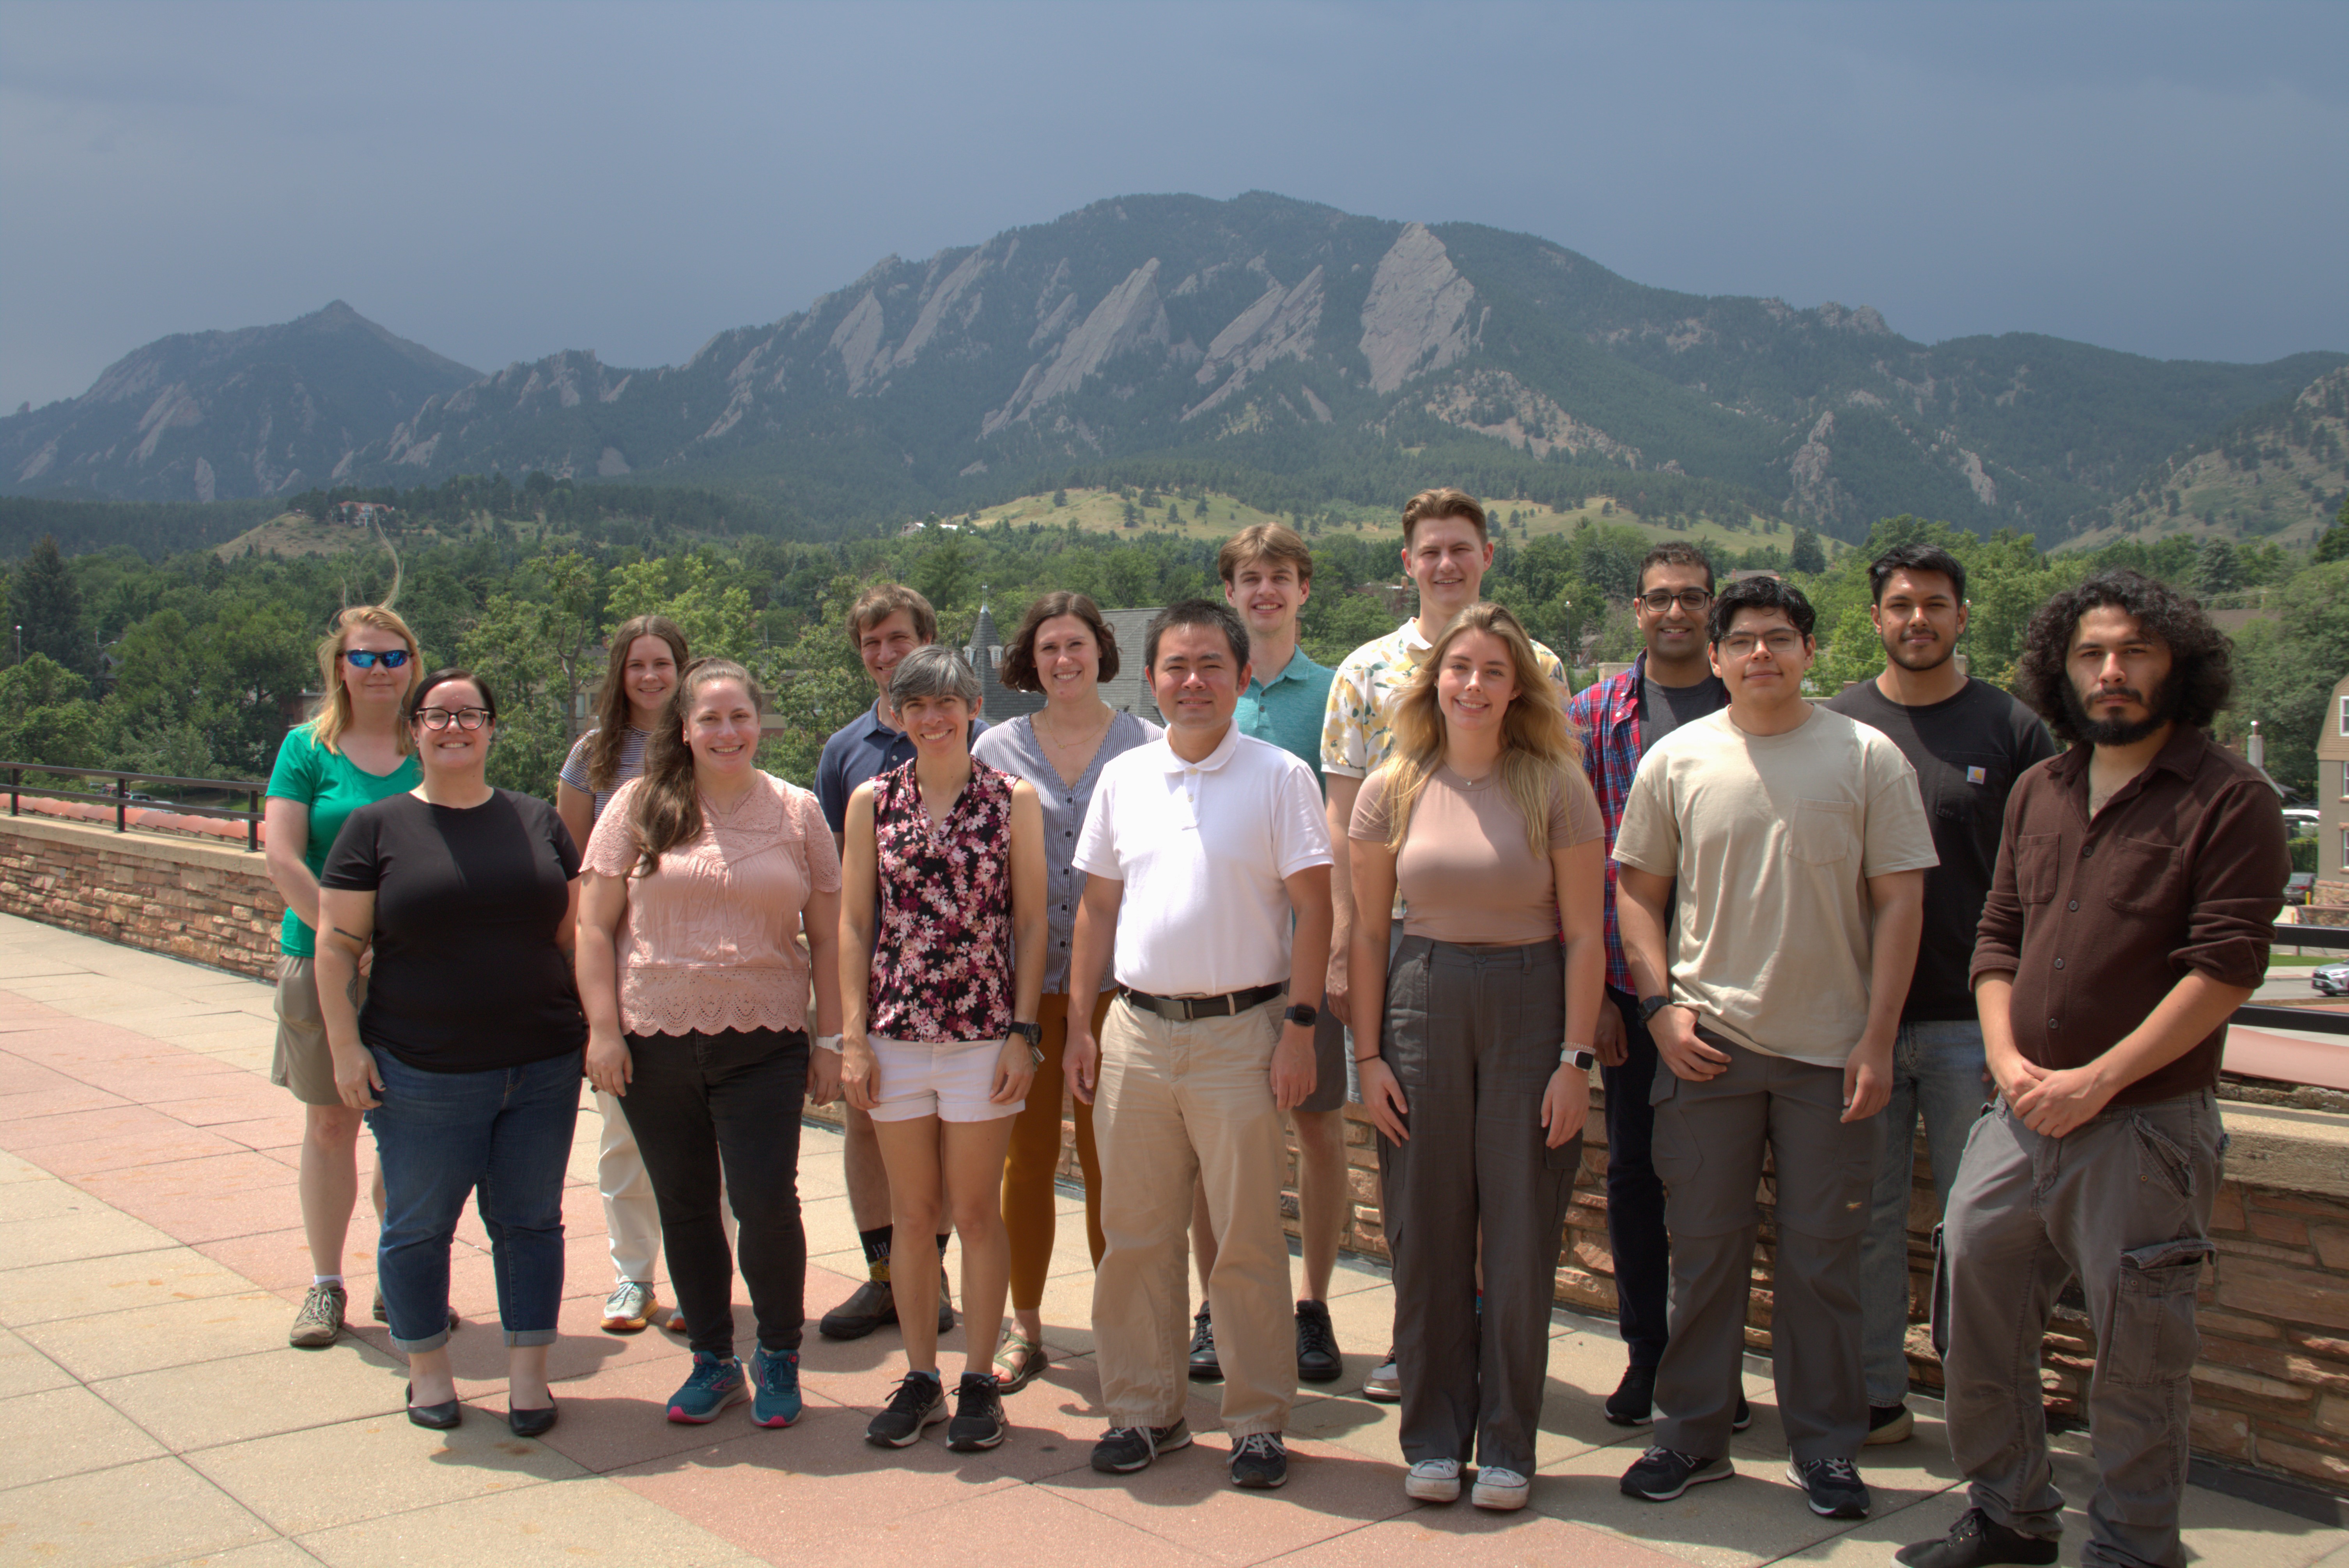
top-left (8, 812), bottom-right (2343, 1498)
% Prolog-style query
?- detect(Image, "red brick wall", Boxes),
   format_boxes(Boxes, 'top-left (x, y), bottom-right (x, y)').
top-left (0, 815), bottom-right (283, 981)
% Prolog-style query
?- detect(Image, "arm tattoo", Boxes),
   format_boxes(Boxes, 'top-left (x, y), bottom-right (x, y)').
top-left (330, 926), bottom-right (370, 947)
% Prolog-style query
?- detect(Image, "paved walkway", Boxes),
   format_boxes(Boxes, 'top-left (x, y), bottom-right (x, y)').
top-left (0, 911), bottom-right (2340, 1568)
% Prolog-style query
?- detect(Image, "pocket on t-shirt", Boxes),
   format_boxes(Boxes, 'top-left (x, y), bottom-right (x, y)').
top-left (1788, 800), bottom-right (1857, 864)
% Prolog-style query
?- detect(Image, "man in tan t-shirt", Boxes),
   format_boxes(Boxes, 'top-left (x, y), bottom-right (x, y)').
top-left (1609, 575), bottom-right (1934, 1522)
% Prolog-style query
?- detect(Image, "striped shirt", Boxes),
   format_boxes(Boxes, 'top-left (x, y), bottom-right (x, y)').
top-left (558, 727), bottom-right (651, 824)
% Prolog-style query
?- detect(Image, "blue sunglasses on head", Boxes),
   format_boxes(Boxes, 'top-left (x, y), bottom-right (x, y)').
top-left (343, 649), bottom-right (412, 669)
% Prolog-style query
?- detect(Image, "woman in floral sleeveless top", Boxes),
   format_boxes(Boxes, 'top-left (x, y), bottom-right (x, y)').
top-left (840, 645), bottom-right (1046, 1455)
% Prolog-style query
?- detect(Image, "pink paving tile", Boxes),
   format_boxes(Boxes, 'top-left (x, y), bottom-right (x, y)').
top-left (0, 1081), bottom-right (135, 1119)
top-left (1038, 1429), bottom-right (1417, 1564)
top-left (11, 1121), bottom-right (251, 1177)
top-left (0, 1054), bottom-right (81, 1094)
top-left (194, 1224), bottom-right (326, 1290)
top-left (622, 1448), bottom-right (1209, 1566)
top-left (77, 1150), bottom-right (298, 1242)
top-left (0, 1102), bottom-right (204, 1151)
top-left (206, 1113), bottom-right (308, 1154)
top-left (530, 1347), bottom-right (848, 1473)
top-left (608, 1416), bottom-right (1026, 1544)
top-left (148, 1084), bottom-right (296, 1127)
top-left (1270, 1508), bottom-right (1697, 1567)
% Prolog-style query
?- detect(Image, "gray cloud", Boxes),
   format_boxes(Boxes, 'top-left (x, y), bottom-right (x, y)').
top-left (4, 0), bottom-right (2344, 413)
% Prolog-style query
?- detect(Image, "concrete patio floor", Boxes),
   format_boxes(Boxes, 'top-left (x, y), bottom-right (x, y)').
top-left (0, 910), bottom-right (2340, 1568)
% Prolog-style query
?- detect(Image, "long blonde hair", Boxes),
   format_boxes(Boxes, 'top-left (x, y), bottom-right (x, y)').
top-left (1375, 602), bottom-right (1580, 857)
top-left (305, 605), bottom-right (424, 755)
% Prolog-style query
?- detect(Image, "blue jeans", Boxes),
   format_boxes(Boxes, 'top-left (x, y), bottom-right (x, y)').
top-left (367, 1048), bottom-right (582, 1353)
top-left (1860, 1018), bottom-right (1991, 1406)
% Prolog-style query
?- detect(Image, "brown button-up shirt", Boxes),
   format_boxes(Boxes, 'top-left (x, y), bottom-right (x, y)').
top-left (1971, 724), bottom-right (2289, 1107)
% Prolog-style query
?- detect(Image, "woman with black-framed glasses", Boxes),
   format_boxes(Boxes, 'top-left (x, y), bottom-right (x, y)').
top-left (265, 606), bottom-right (425, 1350)
top-left (314, 667), bottom-right (588, 1436)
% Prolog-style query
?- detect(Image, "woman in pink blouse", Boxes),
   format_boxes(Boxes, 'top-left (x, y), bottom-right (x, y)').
top-left (840, 644), bottom-right (1047, 1453)
top-left (576, 658), bottom-right (843, 1432)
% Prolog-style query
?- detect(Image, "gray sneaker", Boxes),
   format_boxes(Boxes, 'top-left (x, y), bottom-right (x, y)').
top-left (289, 1282), bottom-right (346, 1348)
top-left (1362, 1347), bottom-right (1401, 1403)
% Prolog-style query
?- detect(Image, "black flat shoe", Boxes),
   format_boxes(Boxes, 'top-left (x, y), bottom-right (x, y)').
top-left (508, 1400), bottom-right (558, 1438)
top-left (406, 1382), bottom-right (462, 1430)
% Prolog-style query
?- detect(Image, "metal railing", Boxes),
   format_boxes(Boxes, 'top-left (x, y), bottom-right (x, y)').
top-left (2234, 921), bottom-right (2349, 1037)
top-left (3, 761), bottom-right (269, 851)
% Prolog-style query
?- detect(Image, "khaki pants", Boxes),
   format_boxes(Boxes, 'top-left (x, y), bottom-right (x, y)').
top-left (1940, 1091), bottom-right (2219, 1568)
top-left (1091, 993), bottom-right (1295, 1438)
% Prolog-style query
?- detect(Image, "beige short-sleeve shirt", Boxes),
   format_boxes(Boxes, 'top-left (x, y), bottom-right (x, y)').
top-left (1612, 706), bottom-right (1936, 1065)
top-left (1350, 763), bottom-right (1603, 944)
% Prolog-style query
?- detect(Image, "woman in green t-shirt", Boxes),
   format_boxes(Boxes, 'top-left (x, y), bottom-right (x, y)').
top-left (265, 605), bottom-right (425, 1350)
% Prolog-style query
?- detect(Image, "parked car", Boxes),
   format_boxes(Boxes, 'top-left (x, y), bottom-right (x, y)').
top-left (2286, 872), bottom-right (2317, 905)
top-left (2284, 807), bottom-right (2321, 832)
top-left (2314, 962), bottom-right (2349, 997)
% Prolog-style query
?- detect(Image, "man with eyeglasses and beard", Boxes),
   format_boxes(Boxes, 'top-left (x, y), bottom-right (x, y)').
top-left (1899, 570), bottom-right (2287, 1568)
top-left (1822, 544), bottom-right (2054, 1448)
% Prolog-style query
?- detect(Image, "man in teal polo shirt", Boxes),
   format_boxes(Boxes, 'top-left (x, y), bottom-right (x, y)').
top-left (1180, 523), bottom-right (1350, 1389)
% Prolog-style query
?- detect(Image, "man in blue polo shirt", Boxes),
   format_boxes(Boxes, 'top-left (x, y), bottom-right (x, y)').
top-left (1178, 525), bottom-right (1348, 1390)
top-left (813, 582), bottom-right (986, 1340)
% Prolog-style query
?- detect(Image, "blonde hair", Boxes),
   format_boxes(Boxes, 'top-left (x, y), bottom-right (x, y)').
top-left (1374, 602), bottom-right (1578, 857)
top-left (305, 605), bottom-right (424, 756)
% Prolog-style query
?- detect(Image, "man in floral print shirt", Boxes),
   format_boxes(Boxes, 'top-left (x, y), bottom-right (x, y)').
top-left (1319, 487), bottom-right (1568, 1401)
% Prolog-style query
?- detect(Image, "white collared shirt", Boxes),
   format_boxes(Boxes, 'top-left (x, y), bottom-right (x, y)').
top-left (1073, 722), bottom-right (1333, 997)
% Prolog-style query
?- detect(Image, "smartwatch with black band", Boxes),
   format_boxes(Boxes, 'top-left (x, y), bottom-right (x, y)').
top-left (1283, 1002), bottom-right (1318, 1028)
top-left (1008, 1019), bottom-right (1043, 1065)
top-left (1637, 993), bottom-right (1673, 1025)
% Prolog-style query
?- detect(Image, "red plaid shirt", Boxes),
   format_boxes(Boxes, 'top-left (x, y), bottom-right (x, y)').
top-left (1564, 654), bottom-right (1649, 994)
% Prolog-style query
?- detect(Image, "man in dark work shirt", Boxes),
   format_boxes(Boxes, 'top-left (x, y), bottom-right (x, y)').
top-left (1566, 542), bottom-right (1730, 1426)
top-left (1823, 543), bottom-right (2053, 1448)
top-left (1899, 570), bottom-right (2286, 1568)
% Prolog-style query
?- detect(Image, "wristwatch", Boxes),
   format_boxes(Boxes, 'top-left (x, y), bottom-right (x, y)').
top-left (1637, 994), bottom-right (1674, 1024)
top-left (1559, 1045), bottom-right (1598, 1071)
top-left (1283, 1002), bottom-right (1319, 1028)
top-left (1008, 1019), bottom-right (1043, 1066)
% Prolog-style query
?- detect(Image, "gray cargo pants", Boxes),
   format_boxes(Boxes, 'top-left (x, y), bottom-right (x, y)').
top-left (1651, 1032), bottom-right (1880, 1464)
top-left (1938, 1089), bottom-right (2219, 1568)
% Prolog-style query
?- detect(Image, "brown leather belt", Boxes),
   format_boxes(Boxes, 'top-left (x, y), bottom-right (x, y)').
top-left (1115, 982), bottom-right (1284, 1023)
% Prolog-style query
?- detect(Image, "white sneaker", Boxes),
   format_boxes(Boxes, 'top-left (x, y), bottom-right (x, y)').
top-left (1404, 1457), bottom-right (1462, 1502)
top-left (1472, 1466), bottom-right (1530, 1510)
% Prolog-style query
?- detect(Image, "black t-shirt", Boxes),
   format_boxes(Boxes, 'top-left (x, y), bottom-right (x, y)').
top-left (1823, 678), bottom-right (2057, 1021)
top-left (1640, 674), bottom-right (1727, 748)
top-left (321, 789), bottom-right (586, 1072)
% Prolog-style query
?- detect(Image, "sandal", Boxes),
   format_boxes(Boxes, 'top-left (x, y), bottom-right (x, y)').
top-left (993, 1328), bottom-right (1050, 1394)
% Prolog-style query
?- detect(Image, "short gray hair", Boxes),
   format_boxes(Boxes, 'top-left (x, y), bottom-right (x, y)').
top-left (887, 643), bottom-right (981, 708)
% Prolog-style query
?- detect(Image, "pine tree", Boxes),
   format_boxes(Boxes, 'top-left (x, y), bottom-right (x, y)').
top-left (9, 536), bottom-right (87, 673)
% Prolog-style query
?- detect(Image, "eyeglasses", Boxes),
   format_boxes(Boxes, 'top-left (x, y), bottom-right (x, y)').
top-left (1639, 590), bottom-right (1713, 613)
top-left (1720, 631), bottom-right (1804, 658)
top-left (343, 648), bottom-right (412, 669)
top-left (415, 706), bottom-right (492, 731)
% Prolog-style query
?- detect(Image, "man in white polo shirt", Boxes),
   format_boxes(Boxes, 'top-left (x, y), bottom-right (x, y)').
top-left (1065, 598), bottom-right (1335, 1492)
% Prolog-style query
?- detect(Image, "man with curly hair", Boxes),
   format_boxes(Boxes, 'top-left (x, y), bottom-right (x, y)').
top-left (1900, 570), bottom-right (2289, 1568)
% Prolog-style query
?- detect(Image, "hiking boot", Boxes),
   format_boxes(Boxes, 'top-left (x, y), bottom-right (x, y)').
top-left (1295, 1299), bottom-right (1342, 1383)
top-left (288, 1283), bottom-right (346, 1349)
top-left (601, 1280), bottom-right (660, 1334)
top-left (865, 1371), bottom-right (948, 1448)
top-left (820, 1276), bottom-right (898, 1340)
top-left (1787, 1456), bottom-right (1871, 1518)
top-left (945, 1370), bottom-right (1008, 1451)
top-left (667, 1352), bottom-right (748, 1423)
top-left (1229, 1431), bottom-right (1288, 1489)
top-left (1605, 1362), bottom-right (1656, 1426)
top-left (1895, 1507), bottom-right (2060, 1568)
top-left (1621, 1446), bottom-right (1733, 1501)
top-left (749, 1347), bottom-right (801, 1428)
top-left (1187, 1304), bottom-right (1221, 1380)
top-left (1091, 1417), bottom-right (1192, 1473)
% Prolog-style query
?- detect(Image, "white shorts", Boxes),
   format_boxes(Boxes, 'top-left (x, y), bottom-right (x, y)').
top-left (869, 1035), bottom-right (1024, 1124)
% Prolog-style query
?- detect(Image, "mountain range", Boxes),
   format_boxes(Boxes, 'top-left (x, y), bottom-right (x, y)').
top-left (7, 191), bottom-right (2344, 545)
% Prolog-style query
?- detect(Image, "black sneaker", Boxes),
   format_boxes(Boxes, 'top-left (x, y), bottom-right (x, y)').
top-left (864, 1372), bottom-right (947, 1448)
top-left (937, 1273), bottom-right (956, 1334)
top-left (1091, 1417), bottom-right (1193, 1474)
top-left (1734, 1393), bottom-right (1753, 1432)
top-left (945, 1371), bottom-right (1007, 1451)
top-left (1604, 1363), bottom-right (1656, 1426)
top-left (822, 1276), bottom-right (899, 1341)
top-left (1867, 1402), bottom-right (1914, 1444)
top-left (1229, 1432), bottom-right (1288, 1490)
top-left (1895, 1507), bottom-right (2059, 1568)
top-left (1620, 1446), bottom-right (1733, 1501)
top-left (1187, 1304), bottom-right (1221, 1381)
top-left (1786, 1456), bottom-right (1871, 1519)
top-left (1295, 1300), bottom-right (1342, 1384)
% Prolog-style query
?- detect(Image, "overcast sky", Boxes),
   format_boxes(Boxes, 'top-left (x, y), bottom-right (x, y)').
top-left (4, 0), bottom-right (2344, 413)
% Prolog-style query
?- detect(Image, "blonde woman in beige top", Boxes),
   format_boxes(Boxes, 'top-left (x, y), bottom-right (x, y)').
top-left (1345, 601), bottom-right (1607, 1511)
top-left (576, 658), bottom-right (843, 1432)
